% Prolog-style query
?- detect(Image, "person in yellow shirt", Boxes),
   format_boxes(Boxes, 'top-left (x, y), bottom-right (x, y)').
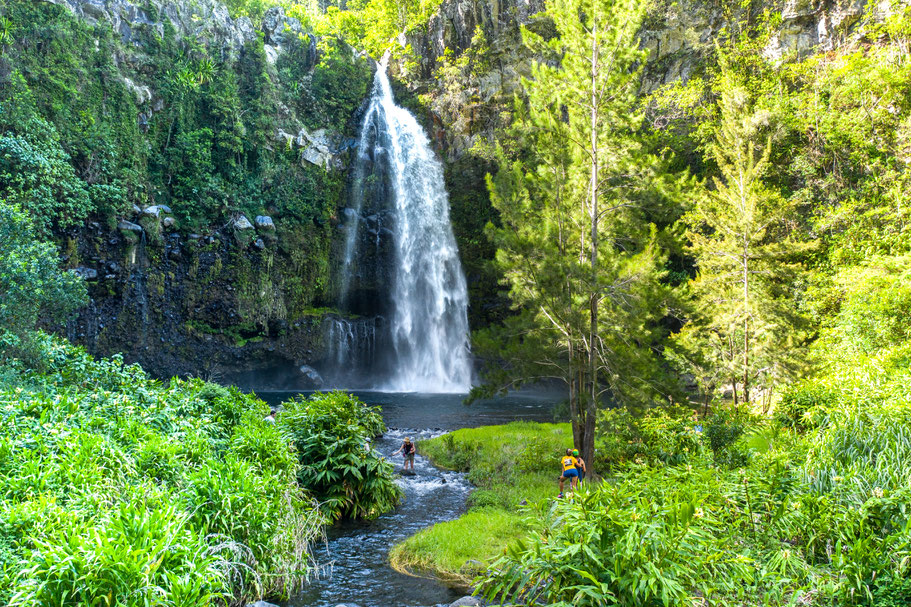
top-left (558, 448), bottom-right (579, 497)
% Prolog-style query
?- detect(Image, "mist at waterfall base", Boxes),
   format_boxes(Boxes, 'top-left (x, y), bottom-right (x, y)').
top-left (320, 61), bottom-right (473, 394)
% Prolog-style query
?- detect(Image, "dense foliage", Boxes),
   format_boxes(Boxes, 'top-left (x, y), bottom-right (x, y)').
top-left (279, 391), bottom-right (402, 520)
top-left (0, 0), bottom-right (376, 317)
top-left (0, 330), bottom-right (401, 604)
top-left (0, 335), bottom-right (321, 604)
top-left (480, 349), bottom-right (911, 606)
top-left (473, 227), bottom-right (911, 605)
top-left (0, 201), bottom-right (86, 356)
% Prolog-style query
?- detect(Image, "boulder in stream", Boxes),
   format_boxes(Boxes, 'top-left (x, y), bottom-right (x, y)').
top-left (449, 597), bottom-right (485, 607)
top-left (245, 602), bottom-right (279, 607)
top-left (298, 365), bottom-right (323, 388)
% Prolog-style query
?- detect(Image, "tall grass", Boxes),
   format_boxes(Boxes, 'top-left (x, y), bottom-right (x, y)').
top-left (0, 334), bottom-right (396, 605)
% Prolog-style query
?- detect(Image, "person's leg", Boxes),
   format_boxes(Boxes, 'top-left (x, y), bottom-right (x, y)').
top-left (559, 475), bottom-right (565, 494)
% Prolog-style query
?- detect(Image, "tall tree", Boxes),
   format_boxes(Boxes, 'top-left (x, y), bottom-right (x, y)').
top-left (670, 61), bottom-right (811, 410)
top-left (473, 0), bottom-right (671, 469)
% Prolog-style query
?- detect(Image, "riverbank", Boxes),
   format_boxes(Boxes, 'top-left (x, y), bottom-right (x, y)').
top-left (392, 345), bottom-right (911, 605)
top-left (0, 334), bottom-right (400, 606)
top-left (389, 421), bottom-right (574, 584)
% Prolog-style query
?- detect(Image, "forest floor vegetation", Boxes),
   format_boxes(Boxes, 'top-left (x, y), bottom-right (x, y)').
top-left (0, 335), bottom-right (400, 606)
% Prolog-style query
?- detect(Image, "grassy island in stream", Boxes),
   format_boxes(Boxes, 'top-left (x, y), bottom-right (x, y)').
top-left (389, 421), bottom-right (573, 585)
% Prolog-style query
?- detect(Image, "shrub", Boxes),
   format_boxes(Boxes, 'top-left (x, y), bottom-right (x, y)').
top-left (278, 391), bottom-right (401, 520)
top-left (776, 380), bottom-right (837, 430)
top-left (8, 501), bottom-right (224, 607)
top-left (0, 202), bottom-right (86, 359)
top-left (704, 406), bottom-right (751, 468)
top-left (596, 406), bottom-right (702, 470)
top-left (229, 416), bottom-right (298, 476)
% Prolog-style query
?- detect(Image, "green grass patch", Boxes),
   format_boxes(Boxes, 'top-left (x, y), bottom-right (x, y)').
top-left (389, 507), bottom-right (529, 587)
top-left (391, 421), bottom-right (574, 582)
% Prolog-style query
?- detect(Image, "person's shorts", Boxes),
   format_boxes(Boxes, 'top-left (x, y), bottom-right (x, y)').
top-left (561, 468), bottom-right (579, 478)
top-left (405, 453), bottom-right (414, 462)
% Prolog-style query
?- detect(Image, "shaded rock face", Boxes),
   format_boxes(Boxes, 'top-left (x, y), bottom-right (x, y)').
top-left (398, 0), bottom-right (546, 161)
top-left (407, 0), bottom-right (546, 80)
top-left (399, 0), bottom-right (900, 161)
top-left (64, 217), bottom-right (333, 391)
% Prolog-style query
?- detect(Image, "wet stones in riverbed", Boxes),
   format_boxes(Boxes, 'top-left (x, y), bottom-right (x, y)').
top-left (298, 364), bottom-right (324, 388)
top-left (245, 602), bottom-right (279, 607)
top-left (449, 597), bottom-right (485, 607)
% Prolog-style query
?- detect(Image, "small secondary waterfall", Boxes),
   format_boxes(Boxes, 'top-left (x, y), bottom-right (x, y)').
top-left (329, 59), bottom-right (472, 393)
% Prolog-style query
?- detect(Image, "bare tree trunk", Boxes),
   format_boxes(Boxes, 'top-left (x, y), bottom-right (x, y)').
top-left (582, 16), bottom-right (601, 471)
top-left (743, 238), bottom-right (750, 404)
top-left (568, 344), bottom-right (582, 450)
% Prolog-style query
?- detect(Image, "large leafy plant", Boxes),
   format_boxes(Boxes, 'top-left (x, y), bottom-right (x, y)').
top-left (279, 391), bottom-right (401, 520)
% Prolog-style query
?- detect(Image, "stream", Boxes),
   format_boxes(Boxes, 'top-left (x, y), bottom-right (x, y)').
top-left (260, 390), bottom-right (560, 607)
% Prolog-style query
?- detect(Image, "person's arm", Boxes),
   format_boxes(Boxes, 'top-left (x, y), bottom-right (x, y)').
top-left (391, 445), bottom-right (402, 456)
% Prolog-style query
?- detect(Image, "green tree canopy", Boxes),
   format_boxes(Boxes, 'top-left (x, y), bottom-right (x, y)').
top-left (0, 201), bottom-right (87, 354)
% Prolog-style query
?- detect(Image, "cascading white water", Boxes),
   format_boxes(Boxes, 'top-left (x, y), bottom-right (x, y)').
top-left (333, 59), bottom-right (472, 393)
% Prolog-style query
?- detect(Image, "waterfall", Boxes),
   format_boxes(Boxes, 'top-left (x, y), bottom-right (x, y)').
top-left (329, 59), bottom-right (472, 393)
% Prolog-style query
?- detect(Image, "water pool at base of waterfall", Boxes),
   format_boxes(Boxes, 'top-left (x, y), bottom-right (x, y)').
top-left (258, 390), bottom-right (562, 607)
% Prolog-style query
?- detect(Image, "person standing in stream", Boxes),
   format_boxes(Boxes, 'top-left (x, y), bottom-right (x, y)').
top-left (391, 437), bottom-right (416, 471)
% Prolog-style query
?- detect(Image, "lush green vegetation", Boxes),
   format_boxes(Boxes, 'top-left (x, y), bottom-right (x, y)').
top-left (0, 0), bottom-right (375, 319)
top-left (391, 422), bottom-right (572, 583)
top-left (390, 7), bottom-right (911, 602)
top-left (478, 347), bottom-right (911, 605)
top-left (280, 391), bottom-right (402, 520)
top-left (0, 193), bottom-right (402, 603)
top-left (0, 337), bottom-right (401, 604)
top-left (0, 202), bottom-right (86, 355)
top-left (4, 0), bottom-right (911, 603)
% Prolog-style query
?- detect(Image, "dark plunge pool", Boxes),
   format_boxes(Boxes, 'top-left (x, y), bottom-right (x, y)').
top-left (257, 390), bottom-right (562, 607)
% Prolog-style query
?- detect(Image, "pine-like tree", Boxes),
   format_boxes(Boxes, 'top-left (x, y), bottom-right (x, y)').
top-left (671, 61), bottom-right (811, 410)
top-left (474, 0), bottom-right (672, 468)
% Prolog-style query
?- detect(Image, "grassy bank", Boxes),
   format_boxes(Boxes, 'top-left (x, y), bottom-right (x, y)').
top-left (0, 334), bottom-right (399, 606)
top-left (389, 421), bottom-right (573, 584)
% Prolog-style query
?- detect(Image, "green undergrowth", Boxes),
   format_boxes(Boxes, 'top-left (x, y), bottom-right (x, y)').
top-left (0, 334), bottom-right (399, 606)
top-left (390, 422), bottom-right (572, 582)
top-left (477, 346), bottom-right (911, 606)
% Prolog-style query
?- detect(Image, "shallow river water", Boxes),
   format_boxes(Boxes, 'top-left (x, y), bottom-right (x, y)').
top-left (258, 391), bottom-right (560, 607)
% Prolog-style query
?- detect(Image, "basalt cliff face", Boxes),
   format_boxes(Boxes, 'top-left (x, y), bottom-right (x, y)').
top-left (397, 0), bottom-right (900, 160)
top-left (31, 0), bottom-right (901, 386)
top-left (21, 0), bottom-right (368, 388)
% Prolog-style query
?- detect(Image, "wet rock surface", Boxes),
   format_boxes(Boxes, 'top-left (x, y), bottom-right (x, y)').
top-left (62, 218), bottom-right (333, 390)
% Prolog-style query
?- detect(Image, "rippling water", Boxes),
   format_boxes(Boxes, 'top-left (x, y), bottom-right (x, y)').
top-left (258, 390), bottom-right (561, 607)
